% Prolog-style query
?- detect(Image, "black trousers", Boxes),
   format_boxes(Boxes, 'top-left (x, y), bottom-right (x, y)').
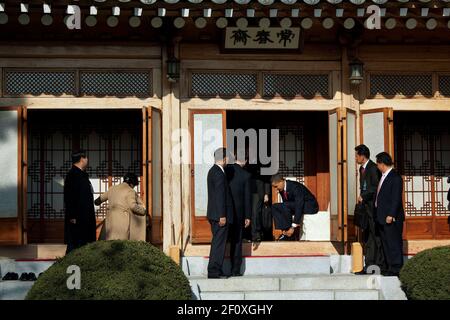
top-left (243, 193), bottom-right (263, 241)
top-left (272, 201), bottom-right (316, 230)
top-left (207, 220), bottom-right (229, 277)
top-left (272, 202), bottom-right (298, 230)
top-left (65, 223), bottom-right (94, 254)
top-left (363, 213), bottom-right (387, 272)
top-left (229, 221), bottom-right (244, 274)
top-left (378, 220), bottom-right (404, 274)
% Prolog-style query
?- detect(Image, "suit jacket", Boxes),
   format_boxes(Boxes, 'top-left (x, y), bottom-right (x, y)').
top-left (375, 169), bottom-right (405, 225)
top-left (280, 180), bottom-right (319, 224)
top-left (225, 164), bottom-right (252, 223)
top-left (246, 163), bottom-right (271, 198)
top-left (207, 164), bottom-right (234, 224)
top-left (360, 160), bottom-right (381, 205)
top-left (63, 165), bottom-right (97, 244)
top-left (95, 183), bottom-right (147, 241)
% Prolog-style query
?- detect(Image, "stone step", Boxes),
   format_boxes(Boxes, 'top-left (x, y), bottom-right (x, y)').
top-left (182, 255), bottom-right (332, 277)
top-left (0, 280), bottom-right (35, 300)
top-left (199, 289), bottom-right (380, 300)
top-left (189, 274), bottom-right (375, 293)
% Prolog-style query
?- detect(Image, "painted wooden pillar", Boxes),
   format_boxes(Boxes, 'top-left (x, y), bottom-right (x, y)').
top-left (161, 40), bottom-right (183, 254)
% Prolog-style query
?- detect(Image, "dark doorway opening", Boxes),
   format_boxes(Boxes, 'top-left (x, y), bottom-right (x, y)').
top-left (226, 111), bottom-right (330, 241)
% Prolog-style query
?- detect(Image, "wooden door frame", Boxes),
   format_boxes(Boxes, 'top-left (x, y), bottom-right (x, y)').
top-left (359, 108), bottom-right (394, 158)
top-left (343, 108), bottom-right (357, 244)
top-left (329, 108), bottom-right (344, 244)
top-left (146, 106), bottom-right (163, 244)
top-left (0, 106), bottom-right (25, 245)
top-left (189, 109), bottom-right (226, 243)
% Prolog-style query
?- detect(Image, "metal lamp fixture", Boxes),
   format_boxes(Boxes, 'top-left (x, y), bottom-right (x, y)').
top-left (349, 60), bottom-right (364, 86)
top-left (166, 57), bottom-right (180, 82)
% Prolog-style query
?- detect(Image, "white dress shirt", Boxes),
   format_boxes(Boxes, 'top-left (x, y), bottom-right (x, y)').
top-left (375, 167), bottom-right (393, 208)
top-left (216, 163), bottom-right (225, 174)
top-left (362, 159), bottom-right (369, 170)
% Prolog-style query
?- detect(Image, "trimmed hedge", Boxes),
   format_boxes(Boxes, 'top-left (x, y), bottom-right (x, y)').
top-left (26, 240), bottom-right (192, 300)
top-left (399, 245), bottom-right (450, 300)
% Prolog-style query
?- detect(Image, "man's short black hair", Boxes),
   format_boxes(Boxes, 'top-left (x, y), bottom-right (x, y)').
top-left (376, 152), bottom-right (393, 166)
top-left (214, 147), bottom-right (228, 162)
top-left (355, 144), bottom-right (370, 159)
top-left (271, 173), bottom-right (285, 184)
top-left (71, 149), bottom-right (87, 164)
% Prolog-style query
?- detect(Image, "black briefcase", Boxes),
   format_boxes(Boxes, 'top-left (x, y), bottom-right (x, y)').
top-left (354, 203), bottom-right (369, 230)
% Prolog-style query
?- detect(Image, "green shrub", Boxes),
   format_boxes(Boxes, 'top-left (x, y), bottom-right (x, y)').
top-left (26, 240), bottom-right (192, 300)
top-left (399, 245), bottom-right (450, 300)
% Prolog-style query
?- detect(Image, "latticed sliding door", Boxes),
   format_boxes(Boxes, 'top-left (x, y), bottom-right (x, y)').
top-left (27, 111), bottom-right (142, 243)
top-left (395, 117), bottom-right (450, 239)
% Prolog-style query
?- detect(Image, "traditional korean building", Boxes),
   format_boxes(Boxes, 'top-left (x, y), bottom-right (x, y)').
top-left (0, 0), bottom-right (449, 259)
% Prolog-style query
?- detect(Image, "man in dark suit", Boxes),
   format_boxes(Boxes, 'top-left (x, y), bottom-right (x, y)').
top-left (374, 152), bottom-right (405, 276)
top-left (245, 161), bottom-right (271, 242)
top-left (270, 174), bottom-right (319, 241)
top-left (63, 150), bottom-right (97, 254)
top-left (354, 144), bottom-right (386, 274)
top-left (207, 147), bottom-right (233, 279)
top-left (225, 152), bottom-right (252, 276)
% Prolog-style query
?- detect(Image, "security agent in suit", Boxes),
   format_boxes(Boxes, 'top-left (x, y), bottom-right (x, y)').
top-left (374, 152), bottom-right (405, 276)
top-left (354, 144), bottom-right (386, 274)
top-left (225, 153), bottom-right (252, 276)
top-left (270, 174), bottom-right (319, 241)
top-left (245, 162), bottom-right (271, 242)
top-left (206, 147), bottom-right (234, 279)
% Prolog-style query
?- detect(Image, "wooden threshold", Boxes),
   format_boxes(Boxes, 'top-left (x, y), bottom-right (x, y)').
top-left (184, 241), bottom-right (344, 257)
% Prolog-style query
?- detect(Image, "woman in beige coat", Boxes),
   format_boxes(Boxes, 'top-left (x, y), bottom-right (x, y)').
top-left (95, 173), bottom-right (147, 241)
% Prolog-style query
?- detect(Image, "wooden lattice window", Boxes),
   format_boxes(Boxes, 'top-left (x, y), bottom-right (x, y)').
top-left (27, 111), bottom-right (142, 221)
top-left (190, 72), bottom-right (258, 98)
top-left (369, 74), bottom-right (433, 98)
top-left (278, 125), bottom-right (305, 182)
top-left (263, 73), bottom-right (330, 99)
top-left (438, 75), bottom-right (450, 98)
top-left (79, 70), bottom-right (152, 97)
top-left (395, 117), bottom-right (450, 217)
top-left (4, 70), bottom-right (76, 96)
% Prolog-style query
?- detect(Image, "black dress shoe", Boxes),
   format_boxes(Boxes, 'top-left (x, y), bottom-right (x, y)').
top-left (354, 270), bottom-right (367, 275)
top-left (231, 273), bottom-right (243, 277)
top-left (207, 274), bottom-right (229, 279)
top-left (3, 272), bottom-right (19, 281)
top-left (382, 271), bottom-right (399, 277)
top-left (1, 272), bottom-right (12, 281)
top-left (28, 272), bottom-right (37, 281)
top-left (19, 273), bottom-right (29, 281)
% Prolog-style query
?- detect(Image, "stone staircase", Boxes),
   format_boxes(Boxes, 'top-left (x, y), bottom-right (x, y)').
top-left (189, 274), bottom-right (382, 300)
top-left (182, 255), bottom-right (407, 300)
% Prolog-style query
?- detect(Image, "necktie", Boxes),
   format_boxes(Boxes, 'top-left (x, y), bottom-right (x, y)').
top-left (282, 190), bottom-right (288, 201)
top-left (375, 176), bottom-right (383, 207)
top-left (360, 166), bottom-right (365, 176)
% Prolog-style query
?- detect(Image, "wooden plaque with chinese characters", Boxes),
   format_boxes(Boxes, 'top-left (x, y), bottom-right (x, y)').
top-left (223, 27), bottom-right (302, 51)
